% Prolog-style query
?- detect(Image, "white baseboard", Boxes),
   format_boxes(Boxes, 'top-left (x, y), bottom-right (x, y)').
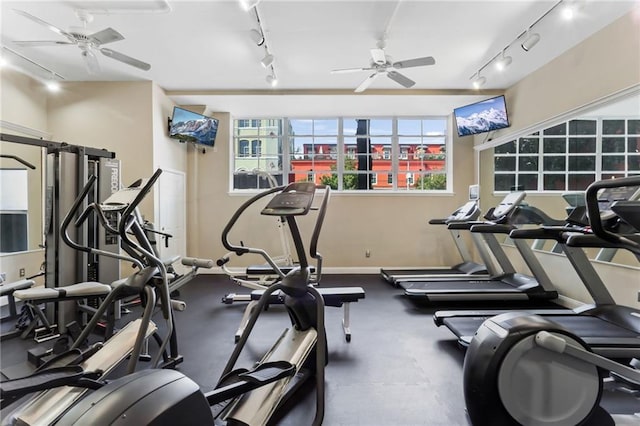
top-left (203, 267), bottom-right (382, 275)
top-left (555, 294), bottom-right (586, 309)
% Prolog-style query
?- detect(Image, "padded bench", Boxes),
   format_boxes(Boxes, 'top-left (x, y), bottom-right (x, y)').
top-left (235, 286), bottom-right (365, 343)
top-left (1, 279), bottom-right (35, 322)
top-left (12, 282), bottom-right (112, 342)
top-left (245, 265), bottom-right (315, 276)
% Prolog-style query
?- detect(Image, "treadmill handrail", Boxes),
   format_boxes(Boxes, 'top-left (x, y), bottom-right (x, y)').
top-left (469, 223), bottom-right (515, 234)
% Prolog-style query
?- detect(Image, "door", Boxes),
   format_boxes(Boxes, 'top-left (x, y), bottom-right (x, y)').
top-left (157, 169), bottom-right (186, 274)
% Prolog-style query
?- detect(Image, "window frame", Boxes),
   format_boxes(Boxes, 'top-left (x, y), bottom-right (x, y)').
top-left (230, 116), bottom-right (452, 193)
top-left (493, 116), bottom-right (640, 193)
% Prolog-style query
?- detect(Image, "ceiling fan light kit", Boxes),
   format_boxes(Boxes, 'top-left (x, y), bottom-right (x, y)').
top-left (469, 0), bottom-right (574, 89)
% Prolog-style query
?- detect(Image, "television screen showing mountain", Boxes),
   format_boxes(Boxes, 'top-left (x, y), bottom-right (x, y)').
top-left (169, 107), bottom-right (219, 146)
top-left (454, 95), bottom-right (510, 137)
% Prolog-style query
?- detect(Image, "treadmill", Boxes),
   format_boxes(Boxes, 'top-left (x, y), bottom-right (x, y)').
top-left (400, 191), bottom-right (559, 302)
top-left (434, 178), bottom-right (640, 358)
top-left (380, 195), bottom-right (494, 285)
top-left (391, 191), bottom-right (527, 287)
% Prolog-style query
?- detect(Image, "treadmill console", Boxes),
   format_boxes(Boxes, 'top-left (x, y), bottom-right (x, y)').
top-left (491, 191), bottom-right (526, 220)
top-left (448, 201), bottom-right (479, 222)
top-left (262, 182), bottom-right (316, 216)
top-left (596, 185), bottom-right (640, 221)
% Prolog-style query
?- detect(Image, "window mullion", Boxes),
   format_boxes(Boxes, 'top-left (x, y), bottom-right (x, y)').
top-left (337, 117), bottom-right (344, 191)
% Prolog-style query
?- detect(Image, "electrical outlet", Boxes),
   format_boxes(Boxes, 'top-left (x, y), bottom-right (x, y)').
top-left (19, 268), bottom-right (25, 277)
top-left (365, 250), bottom-right (371, 258)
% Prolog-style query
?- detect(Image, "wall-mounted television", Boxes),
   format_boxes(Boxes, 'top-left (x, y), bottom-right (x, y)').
top-left (169, 107), bottom-right (219, 147)
top-left (454, 95), bottom-right (510, 137)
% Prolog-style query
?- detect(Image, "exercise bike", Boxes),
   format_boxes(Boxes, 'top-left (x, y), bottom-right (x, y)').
top-left (463, 176), bottom-right (640, 426)
top-left (2, 182), bottom-right (331, 426)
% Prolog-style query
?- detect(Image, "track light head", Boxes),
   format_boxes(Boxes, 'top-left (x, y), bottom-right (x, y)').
top-left (249, 28), bottom-right (265, 46)
top-left (266, 73), bottom-right (278, 87)
top-left (495, 53), bottom-right (512, 72)
top-left (261, 53), bottom-right (274, 68)
top-left (521, 32), bottom-right (541, 52)
top-left (472, 75), bottom-right (486, 89)
top-left (239, 0), bottom-right (262, 11)
top-left (46, 80), bottom-right (60, 92)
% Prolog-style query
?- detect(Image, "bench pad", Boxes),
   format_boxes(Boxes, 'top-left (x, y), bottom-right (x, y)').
top-left (0, 279), bottom-right (34, 296)
top-left (250, 286), bottom-right (365, 307)
top-left (14, 282), bottom-right (111, 301)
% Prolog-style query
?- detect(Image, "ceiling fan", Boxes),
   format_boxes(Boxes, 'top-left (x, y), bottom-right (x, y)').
top-left (331, 40), bottom-right (435, 92)
top-left (12, 9), bottom-right (151, 74)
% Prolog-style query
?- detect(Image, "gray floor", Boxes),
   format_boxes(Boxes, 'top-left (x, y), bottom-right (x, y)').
top-left (1, 274), bottom-right (638, 425)
top-left (169, 274), bottom-right (471, 425)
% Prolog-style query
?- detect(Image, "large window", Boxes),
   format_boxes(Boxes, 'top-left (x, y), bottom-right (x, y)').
top-left (493, 118), bottom-right (640, 191)
top-left (232, 117), bottom-right (449, 191)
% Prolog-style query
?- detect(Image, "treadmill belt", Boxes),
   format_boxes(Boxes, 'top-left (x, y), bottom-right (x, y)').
top-left (548, 316), bottom-right (638, 338)
top-left (442, 314), bottom-right (639, 346)
top-left (403, 280), bottom-right (520, 293)
top-left (383, 268), bottom-right (458, 276)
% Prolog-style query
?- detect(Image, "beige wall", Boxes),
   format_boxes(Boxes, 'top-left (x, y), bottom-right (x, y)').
top-left (47, 81), bottom-right (156, 221)
top-left (185, 112), bottom-right (475, 268)
top-left (0, 68), bottom-right (47, 283)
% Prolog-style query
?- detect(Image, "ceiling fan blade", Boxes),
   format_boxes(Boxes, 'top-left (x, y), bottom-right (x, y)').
top-left (355, 72), bottom-right (379, 93)
top-left (89, 28), bottom-right (125, 46)
top-left (100, 48), bottom-right (151, 71)
top-left (13, 40), bottom-right (74, 47)
top-left (81, 48), bottom-right (101, 74)
top-left (13, 9), bottom-right (74, 41)
top-left (331, 67), bottom-right (374, 74)
top-left (393, 56), bottom-right (436, 69)
top-left (370, 48), bottom-right (386, 65)
top-left (387, 71), bottom-right (415, 88)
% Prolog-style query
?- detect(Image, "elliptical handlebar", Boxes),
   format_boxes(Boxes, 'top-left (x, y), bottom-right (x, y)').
top-left (308, 184), bottom-right (330, 281)
top-left (220, 185), bottom-right (288, 279)
top-left (221, 186), bottom-right (283, 254)
top-left (60, 175), bottom-right (145, 269)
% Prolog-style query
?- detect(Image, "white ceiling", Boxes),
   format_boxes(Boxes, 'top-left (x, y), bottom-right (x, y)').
top-left (2, 1), bottom-right (638, 91)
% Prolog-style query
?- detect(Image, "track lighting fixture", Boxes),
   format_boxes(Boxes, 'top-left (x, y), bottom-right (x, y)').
top-left (495, 51), bottom-right (512, 71)
top-left (521, 31), bottom-right (541, 52)
top-left (249, 28), bottom-right (264, 46)
top-left (238, 0), bottom-right (262, 11)
top-left (261, 53), bottom-right (274, 68)
top-left (266, 73), bottom-right (277, 87)
top-left (472, 74), bottom-right (486, 89)
top-left (469, 0), bottom-right (572, 88)
top-left (247, 3), bottom-right (280, 87)
top-left (46, 79), bottom-right (60, 92)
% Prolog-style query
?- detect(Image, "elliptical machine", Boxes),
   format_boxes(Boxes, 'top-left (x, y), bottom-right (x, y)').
top-left (463, 176), bottom-right (640, 426)
top-left (14, 182), bottom-right (330, 426)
